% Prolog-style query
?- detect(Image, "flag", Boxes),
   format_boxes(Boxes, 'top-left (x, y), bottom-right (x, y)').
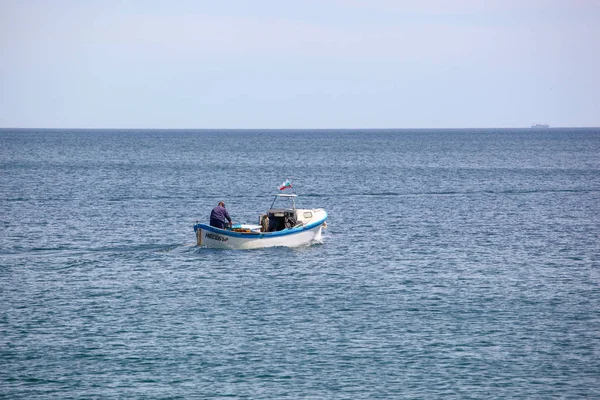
top-left (279, 179), bottom-right (292, 191)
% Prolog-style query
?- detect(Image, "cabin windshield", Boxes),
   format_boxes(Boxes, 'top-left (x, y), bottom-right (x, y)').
top-left (269, 194), bottom-right (297, 211)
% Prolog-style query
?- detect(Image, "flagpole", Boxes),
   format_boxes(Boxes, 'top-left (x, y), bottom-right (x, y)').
top-left (290, 180), bottom-right (298, 209)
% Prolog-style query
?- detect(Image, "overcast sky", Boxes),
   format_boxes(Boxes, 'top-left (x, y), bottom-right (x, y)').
top-left (1, 0), bottom-right (599, 129)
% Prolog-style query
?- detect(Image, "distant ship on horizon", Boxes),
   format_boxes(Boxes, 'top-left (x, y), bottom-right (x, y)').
top-left (531, 123), bottom-right (550, 128)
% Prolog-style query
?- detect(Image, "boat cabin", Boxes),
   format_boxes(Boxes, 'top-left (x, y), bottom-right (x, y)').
top-left (259, 194), bottom-right (319, 232)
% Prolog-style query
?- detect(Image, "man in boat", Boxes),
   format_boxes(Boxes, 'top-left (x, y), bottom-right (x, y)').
top-left (209, 201), bottom-right (232, 229)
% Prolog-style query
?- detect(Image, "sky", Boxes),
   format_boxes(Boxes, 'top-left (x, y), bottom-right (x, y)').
top-left (1, 0), bottom-right (599, 129)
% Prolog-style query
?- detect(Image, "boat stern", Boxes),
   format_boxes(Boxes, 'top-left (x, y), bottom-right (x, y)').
top-left (193, 223), bottom-right (203, 246)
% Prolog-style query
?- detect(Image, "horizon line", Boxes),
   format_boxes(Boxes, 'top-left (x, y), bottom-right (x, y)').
top-left (2, 126), bottom-right (599, 131)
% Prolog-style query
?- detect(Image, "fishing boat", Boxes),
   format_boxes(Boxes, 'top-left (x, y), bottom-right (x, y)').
top-left (194, 193), bottom-right (327, 250)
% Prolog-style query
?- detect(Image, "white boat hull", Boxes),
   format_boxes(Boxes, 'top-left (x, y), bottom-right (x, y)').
top-left (194, 211), bottom-right (327, 250)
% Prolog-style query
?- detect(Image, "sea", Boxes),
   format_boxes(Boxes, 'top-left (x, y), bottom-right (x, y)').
top-left (1, 128), bottom-right (599, 398)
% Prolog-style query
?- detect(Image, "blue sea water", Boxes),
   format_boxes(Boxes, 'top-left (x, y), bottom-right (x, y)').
top-left (1, 128), bottom-right (599, 398)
